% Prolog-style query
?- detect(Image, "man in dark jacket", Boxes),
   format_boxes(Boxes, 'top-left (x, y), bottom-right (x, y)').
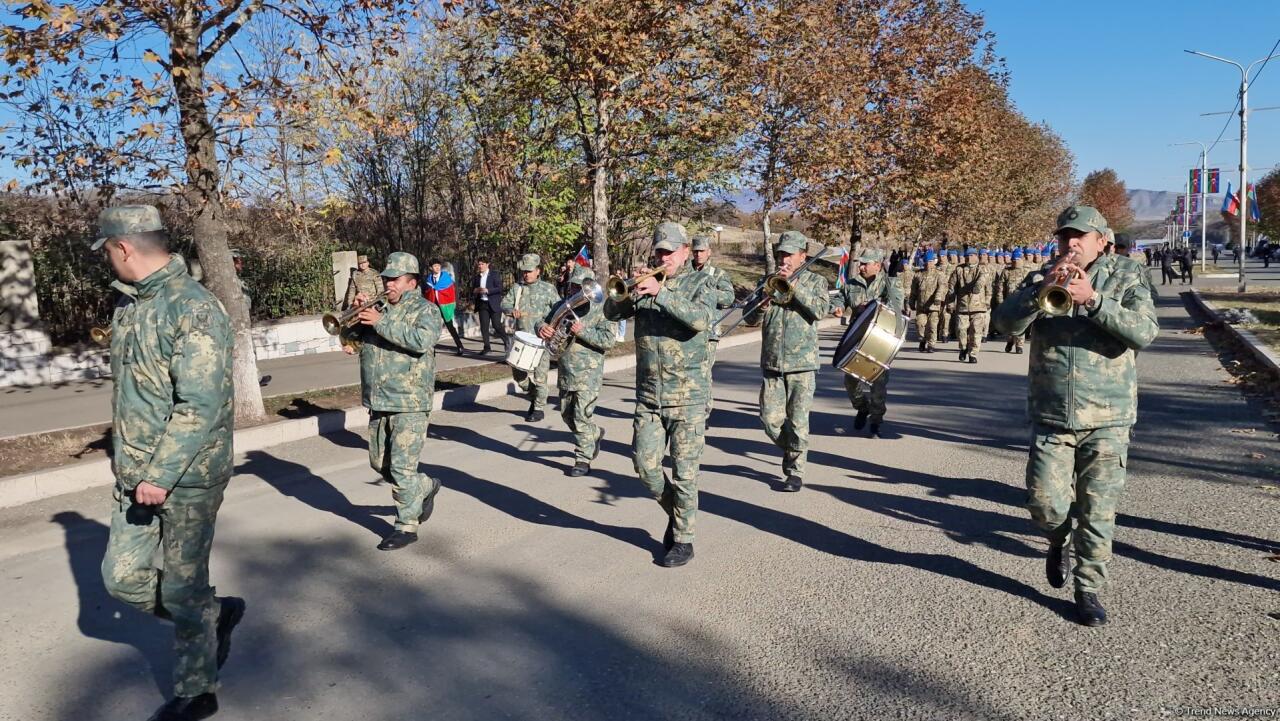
top-left (472, 258), bottom-right (508, 355)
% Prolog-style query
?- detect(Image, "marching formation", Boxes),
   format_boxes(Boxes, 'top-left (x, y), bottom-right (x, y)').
top-left (90, 202), bottom-right (1157, 721)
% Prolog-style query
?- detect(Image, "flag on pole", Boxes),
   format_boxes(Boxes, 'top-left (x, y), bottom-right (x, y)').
top-left (1190, 168), bottom-right (1202, 194)
top-left (572, 244), bottom-right (591, 267)
top-left (1208, 168), bottom-right (1221, 194)
top-left (1248, 184), bottom-right (1261, 222)
top-left (1222, 182), bottom-right (1239, 216)
top-left (836, 247), bottom-right (850, 289)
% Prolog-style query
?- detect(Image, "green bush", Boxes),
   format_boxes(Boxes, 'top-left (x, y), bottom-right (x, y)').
top-left (239, 241), bottom-right (339, 321)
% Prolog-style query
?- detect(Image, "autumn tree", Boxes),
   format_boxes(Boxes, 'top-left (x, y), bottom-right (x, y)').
top-left (1252, 167), bottom-right (1280, 248)
top-left (2, 1), bottom-right (407, 423)
top-left (1078, 168), bottom-right (1134, 231)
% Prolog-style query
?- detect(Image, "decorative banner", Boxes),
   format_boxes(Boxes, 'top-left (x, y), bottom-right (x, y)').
top-left (1190, 168), bottom-right (1201, 194)
top-left (1176, 196), bottom-right (1186, 213)
top-left (1208, 168), bottom-right (1220, 194)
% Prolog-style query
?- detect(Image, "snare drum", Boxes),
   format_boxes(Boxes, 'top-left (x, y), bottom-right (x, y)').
top-left (506, 331), bottom-right (547, 372)
top-left (832, 301), bottom-right (908, 384)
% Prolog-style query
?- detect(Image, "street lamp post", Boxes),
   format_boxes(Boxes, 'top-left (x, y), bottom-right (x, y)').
top-left (1187, 49), bottom-right (1280, 292)
top-left (1171, 141), bottom-right (1210, 270)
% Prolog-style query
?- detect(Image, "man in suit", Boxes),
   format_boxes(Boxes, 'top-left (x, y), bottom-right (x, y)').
top-left (472, 258), bottom-right (508, 355)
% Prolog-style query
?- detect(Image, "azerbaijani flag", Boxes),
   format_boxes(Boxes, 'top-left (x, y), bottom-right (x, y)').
top-left (836, 247), bottom-right (850, 289)
top-left (1248, 184), bottom-right (1262, 222)
top-left (573, 244), bottom-right (591, 267)
top-left (1222, 182), bottom-right (1240, 216)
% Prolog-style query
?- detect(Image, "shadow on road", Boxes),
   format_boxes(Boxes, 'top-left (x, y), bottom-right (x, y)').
top-left (237, 448), bottom-right (394, 539)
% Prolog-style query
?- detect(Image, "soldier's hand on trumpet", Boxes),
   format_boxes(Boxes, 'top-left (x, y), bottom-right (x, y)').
top-left (358, 302), bottom-right (383, 325)
top-left (633, 266), bottom-right (662, 297)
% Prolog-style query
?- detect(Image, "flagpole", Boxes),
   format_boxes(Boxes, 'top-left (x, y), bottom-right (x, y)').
top-left (1200, 153), bottom-right (1207, 271)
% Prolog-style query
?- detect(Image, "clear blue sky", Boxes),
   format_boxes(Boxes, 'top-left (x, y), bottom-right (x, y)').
top-left (969, 0), bottom-right (1280, 192)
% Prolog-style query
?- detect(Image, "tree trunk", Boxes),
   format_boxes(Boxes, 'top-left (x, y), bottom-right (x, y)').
top-left (169, 17), bottom-right (266, 424)
top-left (589, 98), bottom-right (611, 282)
top-left (761, 204), bottom-right (776, 274)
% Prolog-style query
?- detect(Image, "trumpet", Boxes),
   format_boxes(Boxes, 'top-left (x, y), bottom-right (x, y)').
top-left (545, 278), bottom-right (605, 360)
top-left (605, 266), bottom-right (666, 303)
top-left (322, 291), bottom-right (389, 350)
top-left (90, 326), bottom-right (112, 345)
top-left (1036, 250), bottom-right (1082, 317)
top-left (716, 247), bottom-right (838, 337)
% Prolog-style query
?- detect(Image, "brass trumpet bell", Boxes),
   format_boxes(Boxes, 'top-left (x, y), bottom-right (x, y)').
top-left (90, 326), bottom-right (112, 345)
top-left (605, 267), bottom-right (666, 303)
top-left (1035, 283), bottom-right (1074, 316)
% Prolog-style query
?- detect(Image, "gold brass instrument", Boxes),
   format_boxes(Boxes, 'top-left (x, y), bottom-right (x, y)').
top-left (1036, 250), bottom-right (1082, 317)
top-left (90, 326), bottom-right (112, 345)
top-left (323, 291), bottom-right (389, 350)
top-left (546, 278), bottom-right (606, 360)
top-left (715, 247), bottom-right (839, 338)
top-left (605, 266), bottom-right (666, 303)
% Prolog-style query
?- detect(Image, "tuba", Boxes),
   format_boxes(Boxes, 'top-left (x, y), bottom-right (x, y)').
top-left (322, 291), bottom-right (389, 351)
top-left (1036, 251), bottom-right (1081, 317)
top-left (605, 266), bottom-right (666, 303)
top-left (546, 278), bottom-right (606, 360)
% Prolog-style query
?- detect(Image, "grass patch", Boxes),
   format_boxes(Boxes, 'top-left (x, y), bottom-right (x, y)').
top-left (1200, 289), bottom-right (1280, 354)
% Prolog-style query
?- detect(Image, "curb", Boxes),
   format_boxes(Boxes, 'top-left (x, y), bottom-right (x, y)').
top-left (0, 319), bottom-right (837, 509)
top-left (1187, 289), bottom-right (1280, 376)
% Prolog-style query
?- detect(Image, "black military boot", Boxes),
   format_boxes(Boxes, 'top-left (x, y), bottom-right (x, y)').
top-left (1074, 590), bottom-right (1108, 627)
top-left (1015, 345), bottom-right (1024, 355)
top-left (1005, 339), bottom-right (1014, 353)
top-left (147, 694), bottom-right (218, 721)
top-left (525, 403), bottom-right (544, 422)
top-left (918, 339), bottom-right (926, 352)
top-left (783, 475), bottom-right (803, 492)
top-left (959, 348), bottom-right (969, 362)
top-left (568, 461), bottom-right (590, 477)
top-left (377, 530), bottom-right (418, 551)
top-left (419, 477), bottom-right (442, 524)
top-left (661, 542), bottom-right (694, 567)
top-left (215, 596), bottom-right (246, 669)
top-left (967, 354), bottom-right (978, 364)
top-left (1046, 540), bottom-right (1070, 589)
top-left (853, 410), bottom-right (868, 430)
top-left (925, 344), bottom-right (935, 353)
top-left (869, 422), bottom-right (881, 438)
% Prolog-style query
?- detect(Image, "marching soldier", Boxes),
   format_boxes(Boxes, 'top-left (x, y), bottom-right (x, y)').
top-left (950, 247), bottom-right (996, 363)
top-left (744, 231), bottom-right (828, 492)
top-left (538, 265), bottom-right (618, 477)
top-left (909, 249), bottom-right (944, 352)
top-left (897, 251), bottom-right (916, 316)
top-left (346, 252), bottom-right (445, 551)
top-left (604, 222), bottom-right (717, 568)
top-left (993, 206), bottom-right (1159, 626)
top-left (994, 248), bottom-right (1030, 353)
top-left (834, 249), bottom-right (903, 436)
top-left (94, 205), bottom-right (245, 721)
top-left (343, 254), bottom-right (382, 309)
top-left (940, 249), bottom-right (959, 342)
top-left (692, 233), bottom-right (736, 414)
top-left (502, 253), bottom-right (560, 422)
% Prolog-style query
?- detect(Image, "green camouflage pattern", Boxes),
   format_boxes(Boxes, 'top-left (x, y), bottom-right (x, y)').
top-left (746, 268), bottom-right (828, 373)
top-left (549, 294), bottom-right (616, 462)
top-left (910, 265), bottom-right (946, 344)
top-left (93, 204), bottom-right (165, 249)
top-left (696, 263), bottom-right (737, 310)
top-left (102, 482), bottom-right (225, 697)
top-left (994, 264), bottom-right (1031, 348)
top-left (108, 255), bottom-right (233, 492)
top-left (897, 265), bottom-right (915, 312)
top-left (939, 262), bottom-right (958, 338)
top-left (504, 278), bottom-right (560, 410)
top-left (835, 269), bottom-right (903, 317)
top-left (356, 291), bottom-right (443, 413)
top-left (948, 262), bottom-right (997, 313)
top-left (343, 267), bottom-right (383, 307)
top-left (605, 262), bottom-right (716, 407)
top-left (845, 371), bottom-right (888, 423)
top-left (759, 370), bottom-right (816, 478)
top-left (634, 403), bottom-right (706, 543)
top-left (561, 391), bottom-right (603, 463)
top-left (369, 410), bottom-right (436, 531)
top-left (992, 253), bottom-right (1159, 429)
top-left (1026, 423), bottom-right (1129, 593)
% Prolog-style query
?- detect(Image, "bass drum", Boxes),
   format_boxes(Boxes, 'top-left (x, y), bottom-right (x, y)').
top-left (833, 301), bottom-right (908, 384)
top-left (506, 330), bottom-right (547, 372)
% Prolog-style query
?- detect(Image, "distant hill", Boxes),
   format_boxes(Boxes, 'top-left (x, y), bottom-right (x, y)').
top-left (1128, 188), bottom-right (1225, 221)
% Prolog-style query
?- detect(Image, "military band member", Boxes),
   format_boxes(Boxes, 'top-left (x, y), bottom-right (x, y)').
top-left (604, 222), bottom-right (717, 568)
top-left (940, 249), bottom-right (959, 342)
top-left (94, 205), bottom-right (245, 721)
top-left (994, 248), bottom-right (1030, 353)
top-left (538, 265), bottom-right (618, 477)
top-left (502, 253), bottom-right (560, 422)
top-left (692, 234), bottom-right (736, 413)
top-left (347, 252), bottom-right (445, 551)
top-left (344, 254), bottom-right (382, 309)
top-left (745, 231), bottom-right (828, 492)
top-left (834, 249), bottom-right (903, 436)
top-left (949, 247), bottom-right (996, 363)
top-left (993, 206), bottom-right (1159, 626)
top-left (909, 249), bottom-right (944, 352)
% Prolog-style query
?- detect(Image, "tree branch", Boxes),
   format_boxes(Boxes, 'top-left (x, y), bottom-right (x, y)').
top-left (200, 0), bottom-right (264, 65)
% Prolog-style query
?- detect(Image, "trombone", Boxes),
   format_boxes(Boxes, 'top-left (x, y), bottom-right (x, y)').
top-left (605, 266), bottom-right (667, 303)
top-left (716, 247), bottom-right (839, 337)
top-left (1036, 250), bottom-right (1081, 317)
top-left (322, 291), bottom-right (389, 350)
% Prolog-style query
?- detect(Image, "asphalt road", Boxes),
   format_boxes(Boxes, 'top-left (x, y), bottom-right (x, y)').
top-left (0, 294), bottom-right (1275, 721)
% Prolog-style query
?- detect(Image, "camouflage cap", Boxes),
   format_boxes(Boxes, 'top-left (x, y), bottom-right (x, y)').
top-left (690, 234), bottom-right (712, 251)
top-left (93, 205), bottom-right (165, 250)
top-left (857, 248), bottom-right (884, 264)
top-left (1056, 205), bottom-right (1109, 235)
top-left (652, 222), bottom-right (689, 251)
top-left (775, 230), bottom-right (809, 255)
top-left (357, 254), bottom-right (369, 263)
top-left (517, 253), bottom-right (541, 272)
top-left (568, 264), bottom-right (593, 285)
top-left (381, 251), bottom-right (420, 278)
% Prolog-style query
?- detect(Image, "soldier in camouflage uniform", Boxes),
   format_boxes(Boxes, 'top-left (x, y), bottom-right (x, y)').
top-left (744, 231), bottom-right (828, 492)
top-left (94, 206), bottom-right (245, 721)
top-left (896, 252), bottom-right (916, 317)
top-left (939, 249), bottom-right (959, 342)
top-left (346, 252), bottom-right (446, 552)
top-left (537, 265), bottom-right (618, 477)
top-left (993, 205), bottom-right (1159, 627)
top-left (343, 254), bottom-right (383, 309)
top-left (605, 222), bottom-right (716, 568)
top-left (909, 249), bottom-right (944, 352)
top-left (834, 249), bottom-right (903, 436)
top-left (994, 248), bottom-right (1030, 353)
top-left (949, 247), bottom-right (996, 363)
top-left (691, 234), bottom-right (736, 414)
top-left (502, 254), bottom-right (561, 422)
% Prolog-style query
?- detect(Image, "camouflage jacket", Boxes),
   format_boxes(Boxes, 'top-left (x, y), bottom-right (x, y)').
top-left (993, 265), bottom-right (1030, 308)
top-left (548, 298), bottom-right (618, 391)
top-left (695, 263), bottom-right (736, 310)
top-left (745, 269), bottom-right (828, 373)
top-left (109, 255), bottom-right (233, 491)
top-left (992, 254), bottom-right (1159, 430)
top-left (949, 263), bottom-right (995, 313)
top-left (502, 279), bottom-right (560, 334)
top-left (343, 268), bottom-right (382, 308)
top-left (357, 291), bottom-right (444, 413)
top-left (836, 271), bottom-right (903, 316)
top-left (909, 266), bottom-right (946, 311)
top-left (897, 267), bottom-right (916, 310)
top-left (605, 262), bottom-right (715, 407)
top-left (940, 264), bottom-right (959, 307)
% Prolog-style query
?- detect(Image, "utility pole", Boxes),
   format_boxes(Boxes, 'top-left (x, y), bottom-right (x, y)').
top-left (1172, 142), bottom-right (1211, 270)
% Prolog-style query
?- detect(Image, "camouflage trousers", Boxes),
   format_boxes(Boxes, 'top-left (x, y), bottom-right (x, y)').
top-left (102, 482), bottom-right (225, 697)
top-left (512, 353), bottom-right (551, 411)
top-left (956, 311), bottom-right (989, 354)
top-left (1026, 423), bottom-right (1130, 593)
top-left (633, 403), bottom-right (707, 544)
top-left (915, 309), bottom-right (941, 345)
top-left (560, 389), bottom-right (602, 463)
top-left (940, 308), bottom-right (953, 341)
top-left (759, 370), bottom-right (815, 479)
top-left (845, 370), bottom-right (889, 424)
top-left (705, 340), bottom-right (720, 415)
top-left (369, 410), bottom-right (436, 532)
top-left (1007, 332), bottom-right (1025, 349)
